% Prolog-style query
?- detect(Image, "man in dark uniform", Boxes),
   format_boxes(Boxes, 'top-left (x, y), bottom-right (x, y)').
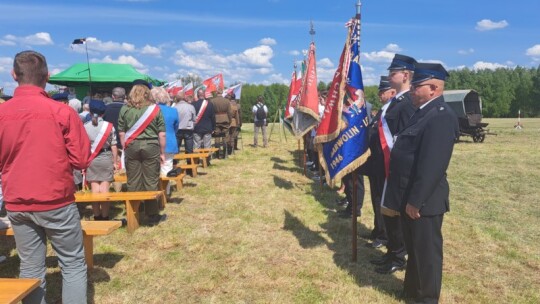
top-left (364, 76), bottom-right (396, 247)
top-left (373, 54), bottom-right (417, 274)
top-left (386, 63), bottom-right (459, 303)
top-left (210, 89), bottom-right (233, 159)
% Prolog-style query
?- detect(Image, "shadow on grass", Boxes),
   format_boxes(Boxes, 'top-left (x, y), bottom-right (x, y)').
top-left (270, 157), bottom-right (287, 164)
top-left (273, 175), bottom-right (294, 190)
top-left (283, 181), bottom-right (404, 299)
top-left (272, 162), bottom-right (303, 174)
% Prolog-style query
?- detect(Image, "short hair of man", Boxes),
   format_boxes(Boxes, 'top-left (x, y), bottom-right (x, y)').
top-left (128, 84), bottom-right (152, 109)
top-left (197, 89), bottom-right (205, 98)
top-left (13, 50), bottom-right (48, 87)
top-left (112, 87), bottom-right (126, 100)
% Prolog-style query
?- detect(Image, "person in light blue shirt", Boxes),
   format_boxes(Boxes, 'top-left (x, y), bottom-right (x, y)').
top-left (151, 87), bottom-right (179, 183)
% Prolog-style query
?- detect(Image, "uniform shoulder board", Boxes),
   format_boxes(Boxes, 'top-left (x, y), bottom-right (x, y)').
top-left (397, 95), bottom-right (404, 101)
top-left (439, 106), bottom-right (445, 111)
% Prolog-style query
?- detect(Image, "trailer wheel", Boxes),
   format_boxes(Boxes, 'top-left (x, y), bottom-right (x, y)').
top-left (472, 130), bottom-right (485, 143)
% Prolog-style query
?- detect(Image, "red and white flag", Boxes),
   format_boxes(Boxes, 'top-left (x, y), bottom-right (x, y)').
top-left (182, 82), bottom-right (194, 96)
top-left (162, 80), bottom-right (183, 96)
top-left (202, 74), bottom-right (224, 93)
top-left (222, 83), bottom-right (243, 99)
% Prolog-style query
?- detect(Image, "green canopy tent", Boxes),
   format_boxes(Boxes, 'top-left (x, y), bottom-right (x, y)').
top-left (48, 63), bottom-right (164, 98)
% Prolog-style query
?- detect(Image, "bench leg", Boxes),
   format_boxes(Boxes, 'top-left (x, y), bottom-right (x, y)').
top-left (159, 180), bottom-right (169, 209)
top-left (176, 176), bottom-right (183, 190)
top-left (83, 235), bottom-right (94, 269)
top-left (125, 200), bottom-right (141, 233)
top-left (201, 157), bottom-right (208, 168)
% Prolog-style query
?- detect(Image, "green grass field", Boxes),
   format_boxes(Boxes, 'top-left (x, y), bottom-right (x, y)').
top-left (1, 118), bottom-right (539, 303)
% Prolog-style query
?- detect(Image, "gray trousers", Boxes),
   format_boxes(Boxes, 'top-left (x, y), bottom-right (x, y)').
top-left (193, 132), bottom-right (212, 150)
top-left (253, 123), bottom-right (268, 147)
top-left (8, 203), bottom-right (87, 304)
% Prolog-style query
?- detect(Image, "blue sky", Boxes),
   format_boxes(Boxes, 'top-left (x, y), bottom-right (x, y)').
top-left (1, 0), bottom-right (539, 95)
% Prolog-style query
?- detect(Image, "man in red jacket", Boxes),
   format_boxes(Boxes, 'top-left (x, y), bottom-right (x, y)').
top-left (0, 50), bottom-right (91, 304)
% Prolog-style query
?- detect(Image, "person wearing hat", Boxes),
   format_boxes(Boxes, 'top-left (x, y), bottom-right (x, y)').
top-left (51, 91), bottom-right (70, 104)
top-left (373, 54), bottom-right (417, 275)
top-left (386, 63), bottom-right (459, 302)
top-left (84, 100), bottom-right (119, 221)
top-left (118, 82), bottom-right (166, 225)
top-left (362, 76), bottom-right (396, 248)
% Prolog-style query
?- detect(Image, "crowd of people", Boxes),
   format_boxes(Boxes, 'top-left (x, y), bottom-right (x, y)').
top-left (0, 49), bottom-right (459, 304)
top-left (0, 50), bottom-right (244, 303)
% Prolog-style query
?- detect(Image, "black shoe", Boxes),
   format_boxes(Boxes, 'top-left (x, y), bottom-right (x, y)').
top-left (370, 255), bottom-right (391, 265)
top-left (335, 198), bottom-right (348, 206)
top-left (93, 215), bottom-right (103, 221)
top-left (366, 239), bottom-right (387, 249)
top-left (375, 263), bottom-right (406, 274)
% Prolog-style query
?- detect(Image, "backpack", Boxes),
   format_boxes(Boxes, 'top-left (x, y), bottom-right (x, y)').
top-left (255, 104), bottom-right (266, 121)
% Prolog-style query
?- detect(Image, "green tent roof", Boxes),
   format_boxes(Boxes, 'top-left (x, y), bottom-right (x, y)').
top-left (48, 63), bottom-right (163, 87)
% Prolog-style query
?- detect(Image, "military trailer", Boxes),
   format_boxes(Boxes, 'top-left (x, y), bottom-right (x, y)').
top-left (443, 89), bottom-right (494, 143)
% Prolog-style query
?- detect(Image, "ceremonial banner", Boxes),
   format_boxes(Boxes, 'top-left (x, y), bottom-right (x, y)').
top-left (202, 74), bottom-right (224, 93)
top-left (315, 16), bottom-right (370, 187)
top-left (285, 67), bottom-right (302, 119)
top-left (222, 83), bottom-right (243, 100)
top-left (292, 42), bottom-right (319, 138)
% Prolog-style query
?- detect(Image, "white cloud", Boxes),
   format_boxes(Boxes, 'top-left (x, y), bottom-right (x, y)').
top-left (288, 50), bottom-right (301, 56)
top-left (0, 32), bottom-right (53, 46)
top-left (362, 50), bottom-right (395, 63)
top-left (472, 61), bottom-right (508, 70)
top-left (317, 58), bottom-right (334, 68)
top-left (182, 41), bottom-right (212, 54)
top-left (72, 37), bottom-right (135, 53)
top-left (140, 44), bottom-right (161, 56)
top-left (92, 55), bottom-right (148, 73)
top-left (264, 73), bottom-right (287, 85)
top-left (172, 41), bottom-right (276, 84)
top-left (0, 57), bottom-right (13, 74)
top-left (383, 43), bottom-right (402, 52)
top-left (458, 48), bottom-right (475, 55)
top-left (475, 19), bottom-right (508, 31)
top-left (259, 38), bottom-right (277, 46)
top-left (526, 44), bottom-right (540, 58)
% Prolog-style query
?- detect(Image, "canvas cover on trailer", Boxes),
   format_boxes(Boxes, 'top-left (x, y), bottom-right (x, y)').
top-left (442, 89), bottom-right (482, 118)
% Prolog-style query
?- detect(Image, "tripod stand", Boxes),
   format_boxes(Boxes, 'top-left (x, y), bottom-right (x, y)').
top-left (268, 106), bottom-right (288, 143)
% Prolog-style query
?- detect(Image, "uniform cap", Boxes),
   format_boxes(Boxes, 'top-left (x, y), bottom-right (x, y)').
top-left (89, 99), bottom-right (106, 115)
top-left (411, 62), bottom-right (449, 84)
top-left (388, 54), bottom-right (416, 71)
top-left (378, 76), bottom-right (392, 91)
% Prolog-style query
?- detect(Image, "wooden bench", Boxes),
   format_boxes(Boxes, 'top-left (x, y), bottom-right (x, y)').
top-left (0, 220), bottom-right (121, 269)
top-left (0, 278), bottom-right (40, 304)
top-left (194, 147), bottom-right (219, 154)
top-left (114, 173), bottom-right (185, 194)
top-left (177, 163), bottom-right (198, 177)
top-left (75, 191), bottom-right (163, 233)
top-left (174, 152), bottom-right (209, 168)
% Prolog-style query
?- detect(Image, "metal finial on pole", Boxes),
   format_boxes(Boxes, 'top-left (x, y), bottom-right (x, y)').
top-left (355, 0), bottom-right (362, 17)
top-left (309, 20), bottom-right (316, 42)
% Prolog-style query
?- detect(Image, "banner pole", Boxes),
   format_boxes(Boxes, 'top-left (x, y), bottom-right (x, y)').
top-left (352, 171), bottom-right (358, 262)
